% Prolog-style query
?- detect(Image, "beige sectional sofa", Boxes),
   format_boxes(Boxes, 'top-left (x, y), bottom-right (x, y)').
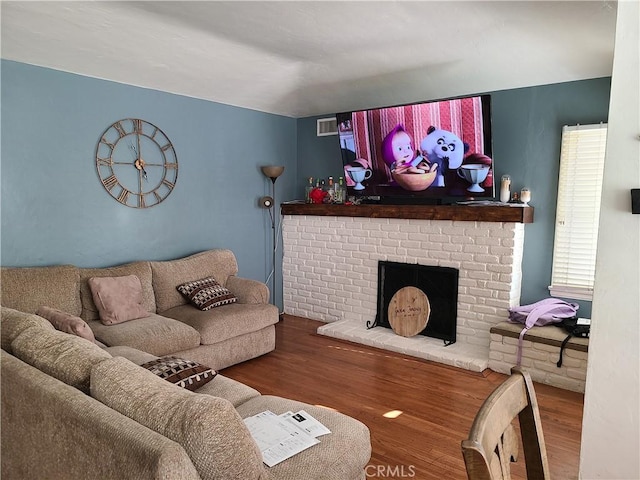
top-left (1, 249), bottom-right (279, 370)
top-left (1, 307), bottom-right (372, 479)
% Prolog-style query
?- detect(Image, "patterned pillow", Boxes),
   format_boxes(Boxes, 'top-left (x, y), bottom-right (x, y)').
top-left (141, 356), bottom-right (217, 391)
top-left (176, 276), bottom-right (238, 311)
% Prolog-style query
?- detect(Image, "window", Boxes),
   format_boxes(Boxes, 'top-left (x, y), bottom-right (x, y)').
top-left (550, 123), bottom-right (607, 301)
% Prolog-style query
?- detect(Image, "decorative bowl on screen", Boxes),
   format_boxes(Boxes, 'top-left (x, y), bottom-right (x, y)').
top-left (457, 164), bottom-right (490, 193)
top-left (391, 171), bottom-right (437, 191)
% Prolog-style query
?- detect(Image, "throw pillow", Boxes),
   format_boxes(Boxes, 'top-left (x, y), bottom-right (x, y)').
top-left (88, 275), bottom-right (150, 325)
top-left (176, 276), bottom-right (237, 311)
top-left (36, 306), bottom-right (97, 344)
top-left (141, 356), bottom-right (217, 391)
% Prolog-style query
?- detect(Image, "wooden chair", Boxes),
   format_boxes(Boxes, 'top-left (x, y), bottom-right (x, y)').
top-left (461, 367), bottom-right (551, 480)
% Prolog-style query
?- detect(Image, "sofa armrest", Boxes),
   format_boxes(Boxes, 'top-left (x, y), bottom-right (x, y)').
top-left (226, 276), bottom-right (269, 304)
top-left (2, 351), bottom-right (200, 480)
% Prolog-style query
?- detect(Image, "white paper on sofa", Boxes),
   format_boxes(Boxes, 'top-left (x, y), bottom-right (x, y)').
top-left (244, 410), bottom-right (328, 467)
top-left (279, 410), bottom-right (331, 438)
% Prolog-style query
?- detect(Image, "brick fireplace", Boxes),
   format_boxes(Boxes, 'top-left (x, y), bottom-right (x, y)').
top-left (281, 204), bottom-right (529, 372)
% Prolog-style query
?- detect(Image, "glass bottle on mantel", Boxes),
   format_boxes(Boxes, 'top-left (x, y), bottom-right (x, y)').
top-left (305, 177), bottom-right (314, 203)
top-left (334, 176), bottom-right (346, 204)
top-left (319, 178), bottom-right (327, 203)
top-left (326, 176), bottom-right (336, 203)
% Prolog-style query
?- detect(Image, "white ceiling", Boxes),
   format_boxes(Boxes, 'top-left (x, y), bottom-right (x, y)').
top-left (1, 1), bottom-right (618, 118)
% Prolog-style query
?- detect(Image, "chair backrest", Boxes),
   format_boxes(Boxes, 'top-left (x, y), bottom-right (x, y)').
top-left (461, 367), bottom-right (551, 480)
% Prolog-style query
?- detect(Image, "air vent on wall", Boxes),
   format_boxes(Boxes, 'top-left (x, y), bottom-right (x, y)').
top-left (317, 117), bottom-right (338, 136)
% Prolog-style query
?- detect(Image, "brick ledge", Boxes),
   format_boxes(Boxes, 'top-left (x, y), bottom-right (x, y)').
top-left (490, 321), bottom-right (588, 352)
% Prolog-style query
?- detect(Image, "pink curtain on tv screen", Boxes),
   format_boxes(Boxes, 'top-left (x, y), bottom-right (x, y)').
top-left (351, 97), bottom-right (486, 176)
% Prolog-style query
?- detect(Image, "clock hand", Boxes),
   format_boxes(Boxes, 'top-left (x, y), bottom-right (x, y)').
top-left (129, 141), bottom-right (148, 180)
top-left (134, 159), bottom-right (148, 180)
top-left (128, 143), bottom-right (138, 160)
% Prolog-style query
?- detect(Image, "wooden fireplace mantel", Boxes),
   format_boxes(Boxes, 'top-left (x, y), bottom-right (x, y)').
top-left (281, 202), bottom-right (534, 223)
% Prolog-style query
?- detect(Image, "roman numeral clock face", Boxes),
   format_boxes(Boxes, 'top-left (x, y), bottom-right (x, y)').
top-left (96, 118), bottom-right (178, 208)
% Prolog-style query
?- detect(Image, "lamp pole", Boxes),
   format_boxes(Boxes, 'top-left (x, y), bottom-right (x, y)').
top-left (269, 176), bottom-right (277, 308)
top-left (261, 166), bottom-right (284, 310)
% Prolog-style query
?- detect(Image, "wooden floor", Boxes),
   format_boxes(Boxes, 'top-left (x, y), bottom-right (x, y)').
top-left (222, 315), bottom-right (584, 480)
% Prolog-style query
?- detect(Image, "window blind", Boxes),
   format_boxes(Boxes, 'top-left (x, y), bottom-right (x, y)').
top-left (549, 123), bottom-right (607, 301)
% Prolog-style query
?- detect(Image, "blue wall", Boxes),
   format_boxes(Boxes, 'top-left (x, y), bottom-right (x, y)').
top-left (295, 78), bottom-right (612, 317)
top-left (0, 60), bottom-right (610, 316)
top-left (1, 60), bottom-right (297, 309)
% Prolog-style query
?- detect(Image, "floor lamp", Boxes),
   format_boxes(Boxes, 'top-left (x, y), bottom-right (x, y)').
top-left (260, 165), bottom-right (284, 310)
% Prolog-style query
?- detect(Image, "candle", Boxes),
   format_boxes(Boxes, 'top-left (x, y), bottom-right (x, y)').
top-left (500, 175), bottom-right (511, 203)
top-left (521, 188), bottom-right (531, 205)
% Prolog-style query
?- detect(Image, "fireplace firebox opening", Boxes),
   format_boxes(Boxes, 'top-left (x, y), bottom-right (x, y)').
top-left (368, 261), bottom-right (459, 345)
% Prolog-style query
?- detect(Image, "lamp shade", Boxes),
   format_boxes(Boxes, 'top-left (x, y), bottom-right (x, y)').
top-left (261, 165), bottom-right (285, 180)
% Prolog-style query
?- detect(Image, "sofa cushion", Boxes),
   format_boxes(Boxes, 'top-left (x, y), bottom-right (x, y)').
top-left (177, 276), bottom-right (238, 311)
top-left (194, 375), bottom-right (261, 408)
top-left (160, 303), bottom-right (279, 345)
top-left (88, 313), bottom-right (200, 356)
top-left (151, 250), bottom-right (239, 313)
top-left (11, 326), bottom-right (111, 393)
top-left (91, 357), bottom-right (267, 480)
top-left (1, 306), bottom-right (55, 353)
top-left (104, 345), bottom-right (160, 365)
top-left (101, 345), bottom-right (261, 408)
top-left (141, 356), bottom-right (216, 391)
top-left (1, 264), bottom-right (81, 316)
top-left (236, 395), bottom-right (372, 480)
top-left (79, 261), bottom-right (155, 322)
top-left (88, 275), bottom-right (151, 325)
top-left (36, 306), bottom-right (97, 344)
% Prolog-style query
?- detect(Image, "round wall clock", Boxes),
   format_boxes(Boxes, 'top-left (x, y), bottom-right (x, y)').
top-left (95, 118), bottom-right (178, 208)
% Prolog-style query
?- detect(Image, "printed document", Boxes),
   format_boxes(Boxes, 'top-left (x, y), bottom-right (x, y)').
top-left (243, 410), bottom-right (331, 467)
top-left (279, 410), bottom-right (331, 438)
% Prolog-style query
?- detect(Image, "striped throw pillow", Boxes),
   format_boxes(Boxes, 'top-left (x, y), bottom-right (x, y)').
top-left (141, 356), bottom-right (216, 391)
top-left (176, 276), bottom-right (238, 311)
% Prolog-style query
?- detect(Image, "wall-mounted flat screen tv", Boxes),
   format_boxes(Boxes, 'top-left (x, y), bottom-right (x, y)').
top-left (336, 94), bottom-right (494, 204)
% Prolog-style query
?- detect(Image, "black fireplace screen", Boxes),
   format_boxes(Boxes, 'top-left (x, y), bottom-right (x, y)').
top-left (372, 261), bottom-right (459, 344)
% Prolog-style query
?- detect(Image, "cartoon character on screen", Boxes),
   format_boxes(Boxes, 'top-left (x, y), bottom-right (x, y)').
top-left (381, 124), bottom-right (425, 174)
top-left (418, 126), bottom-right (469, 187)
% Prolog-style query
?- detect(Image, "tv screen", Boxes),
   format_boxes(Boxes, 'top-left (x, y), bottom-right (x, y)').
top-left (336, 94), bottom-right (494, 203)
